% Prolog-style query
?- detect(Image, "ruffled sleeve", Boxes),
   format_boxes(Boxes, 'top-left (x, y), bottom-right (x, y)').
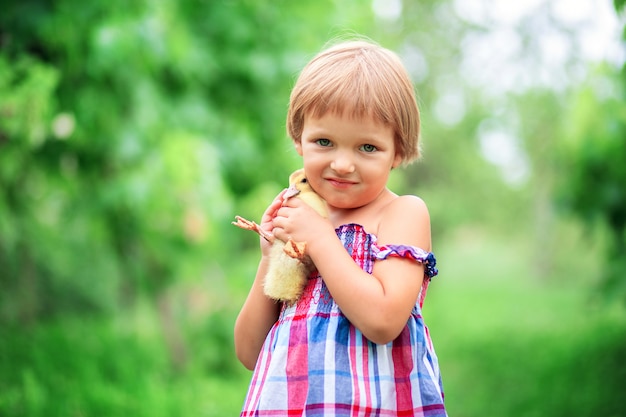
top-left (373, 244), bottom-right (438, 279)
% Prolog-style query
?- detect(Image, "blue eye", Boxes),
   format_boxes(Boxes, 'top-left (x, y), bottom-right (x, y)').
top-left (360, 144), bottom-right (377, 153)
top-left (316, 138), bottom-right (331, 147)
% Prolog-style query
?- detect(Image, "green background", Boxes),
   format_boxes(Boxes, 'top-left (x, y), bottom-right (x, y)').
top-left (1, 0), bottom-right (625, 415)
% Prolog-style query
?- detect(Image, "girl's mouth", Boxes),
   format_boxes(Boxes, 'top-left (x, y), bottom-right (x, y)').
top-left (326, 177), bottom-right (357, 189)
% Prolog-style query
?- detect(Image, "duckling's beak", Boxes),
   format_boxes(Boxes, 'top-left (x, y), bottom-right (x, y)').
top-left (283, 184), bottom-right (301, 200)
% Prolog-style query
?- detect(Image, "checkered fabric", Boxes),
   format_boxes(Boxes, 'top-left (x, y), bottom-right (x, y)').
top-left (241, 223), bottom-right (447, 416)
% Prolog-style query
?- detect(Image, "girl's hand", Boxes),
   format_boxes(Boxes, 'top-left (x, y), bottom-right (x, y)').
top-left (258, 189), bottom-right (288, 256)
top-left (272, 197), bottom-right (332, 248)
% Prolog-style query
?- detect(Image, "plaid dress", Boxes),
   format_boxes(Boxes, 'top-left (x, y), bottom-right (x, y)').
top-left (241, 223), bottom-right (446, 416)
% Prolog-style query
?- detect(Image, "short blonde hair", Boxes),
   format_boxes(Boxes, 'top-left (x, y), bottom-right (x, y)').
top-left (286, 40), bottom-right (421, 164)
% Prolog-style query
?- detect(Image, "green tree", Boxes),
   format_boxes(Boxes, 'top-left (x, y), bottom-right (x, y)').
top-left (557, 64), bottom-right (626, 299)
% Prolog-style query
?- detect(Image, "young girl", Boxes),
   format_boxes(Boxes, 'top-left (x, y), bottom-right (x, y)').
top-left (234, 39), bottom-right (447, 416)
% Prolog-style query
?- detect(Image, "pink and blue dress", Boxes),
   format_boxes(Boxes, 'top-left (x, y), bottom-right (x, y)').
top-left (241, 223), bottom-right (447, 416)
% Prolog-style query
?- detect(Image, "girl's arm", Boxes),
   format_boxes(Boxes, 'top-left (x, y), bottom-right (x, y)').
top-left (274, 195), bottom-right (431, 345)
top-left (234, 257), bottom-right (281, 369)
top-left (233, 191), bottom-right (286, 370)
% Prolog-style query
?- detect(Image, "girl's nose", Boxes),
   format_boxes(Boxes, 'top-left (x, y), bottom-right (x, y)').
top-left (330, 152), bottom-right (355, 174)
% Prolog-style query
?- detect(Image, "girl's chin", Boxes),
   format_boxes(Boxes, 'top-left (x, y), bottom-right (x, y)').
top-left (324, 197), bottom-right (363, 210)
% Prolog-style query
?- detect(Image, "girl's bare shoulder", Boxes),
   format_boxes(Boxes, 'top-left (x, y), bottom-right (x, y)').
top-left (384, 194), bottom-right (430, 218)
top-left (377, 194), bottom-right (431, 249)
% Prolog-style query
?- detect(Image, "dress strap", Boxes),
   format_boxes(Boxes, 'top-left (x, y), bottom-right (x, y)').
top-left (373, 244), bottom-right (438, 279)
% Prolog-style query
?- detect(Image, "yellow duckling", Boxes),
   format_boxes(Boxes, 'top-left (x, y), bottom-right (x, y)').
top-left (233, 169), bottom-right (328, 304)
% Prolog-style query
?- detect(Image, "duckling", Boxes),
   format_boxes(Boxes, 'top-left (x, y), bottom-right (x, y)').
top-left (233, 169), bottom-right (328, 304)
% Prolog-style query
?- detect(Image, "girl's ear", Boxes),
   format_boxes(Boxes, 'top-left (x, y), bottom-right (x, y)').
top-left (294, 140), bottom-right (303, 156)
top-left (392, 153), bottom-right (402, 169)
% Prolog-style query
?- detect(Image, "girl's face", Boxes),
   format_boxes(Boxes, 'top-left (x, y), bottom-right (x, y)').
top-left (295, 112), bottom-right (402, 210)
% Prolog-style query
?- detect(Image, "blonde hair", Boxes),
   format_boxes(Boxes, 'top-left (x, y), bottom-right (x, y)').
top-left (286, 40), bottom-right (421, 164)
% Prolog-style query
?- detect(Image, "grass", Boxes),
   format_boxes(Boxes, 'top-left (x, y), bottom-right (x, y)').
top-left (0, 307), bottom-right (251, 417)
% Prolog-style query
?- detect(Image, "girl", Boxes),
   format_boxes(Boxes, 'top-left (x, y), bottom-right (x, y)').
top-left (234, 39), bottom-right (447, 416)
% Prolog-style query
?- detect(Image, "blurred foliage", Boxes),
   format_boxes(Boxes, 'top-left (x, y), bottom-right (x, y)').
top-left (556, 65), bottom-right (626, 300)
top-left (1, 0), bottom-right (625, 416)
top-left (0, 310), bottom-right (250, 416)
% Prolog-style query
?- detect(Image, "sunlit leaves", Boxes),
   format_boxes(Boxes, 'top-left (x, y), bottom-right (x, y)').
top-left (557, 64), bottom-right (626, 298)
top-left (0, 55), bottom-right (59, 148)
top-left (559, 68), bottom-right (626, 227)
